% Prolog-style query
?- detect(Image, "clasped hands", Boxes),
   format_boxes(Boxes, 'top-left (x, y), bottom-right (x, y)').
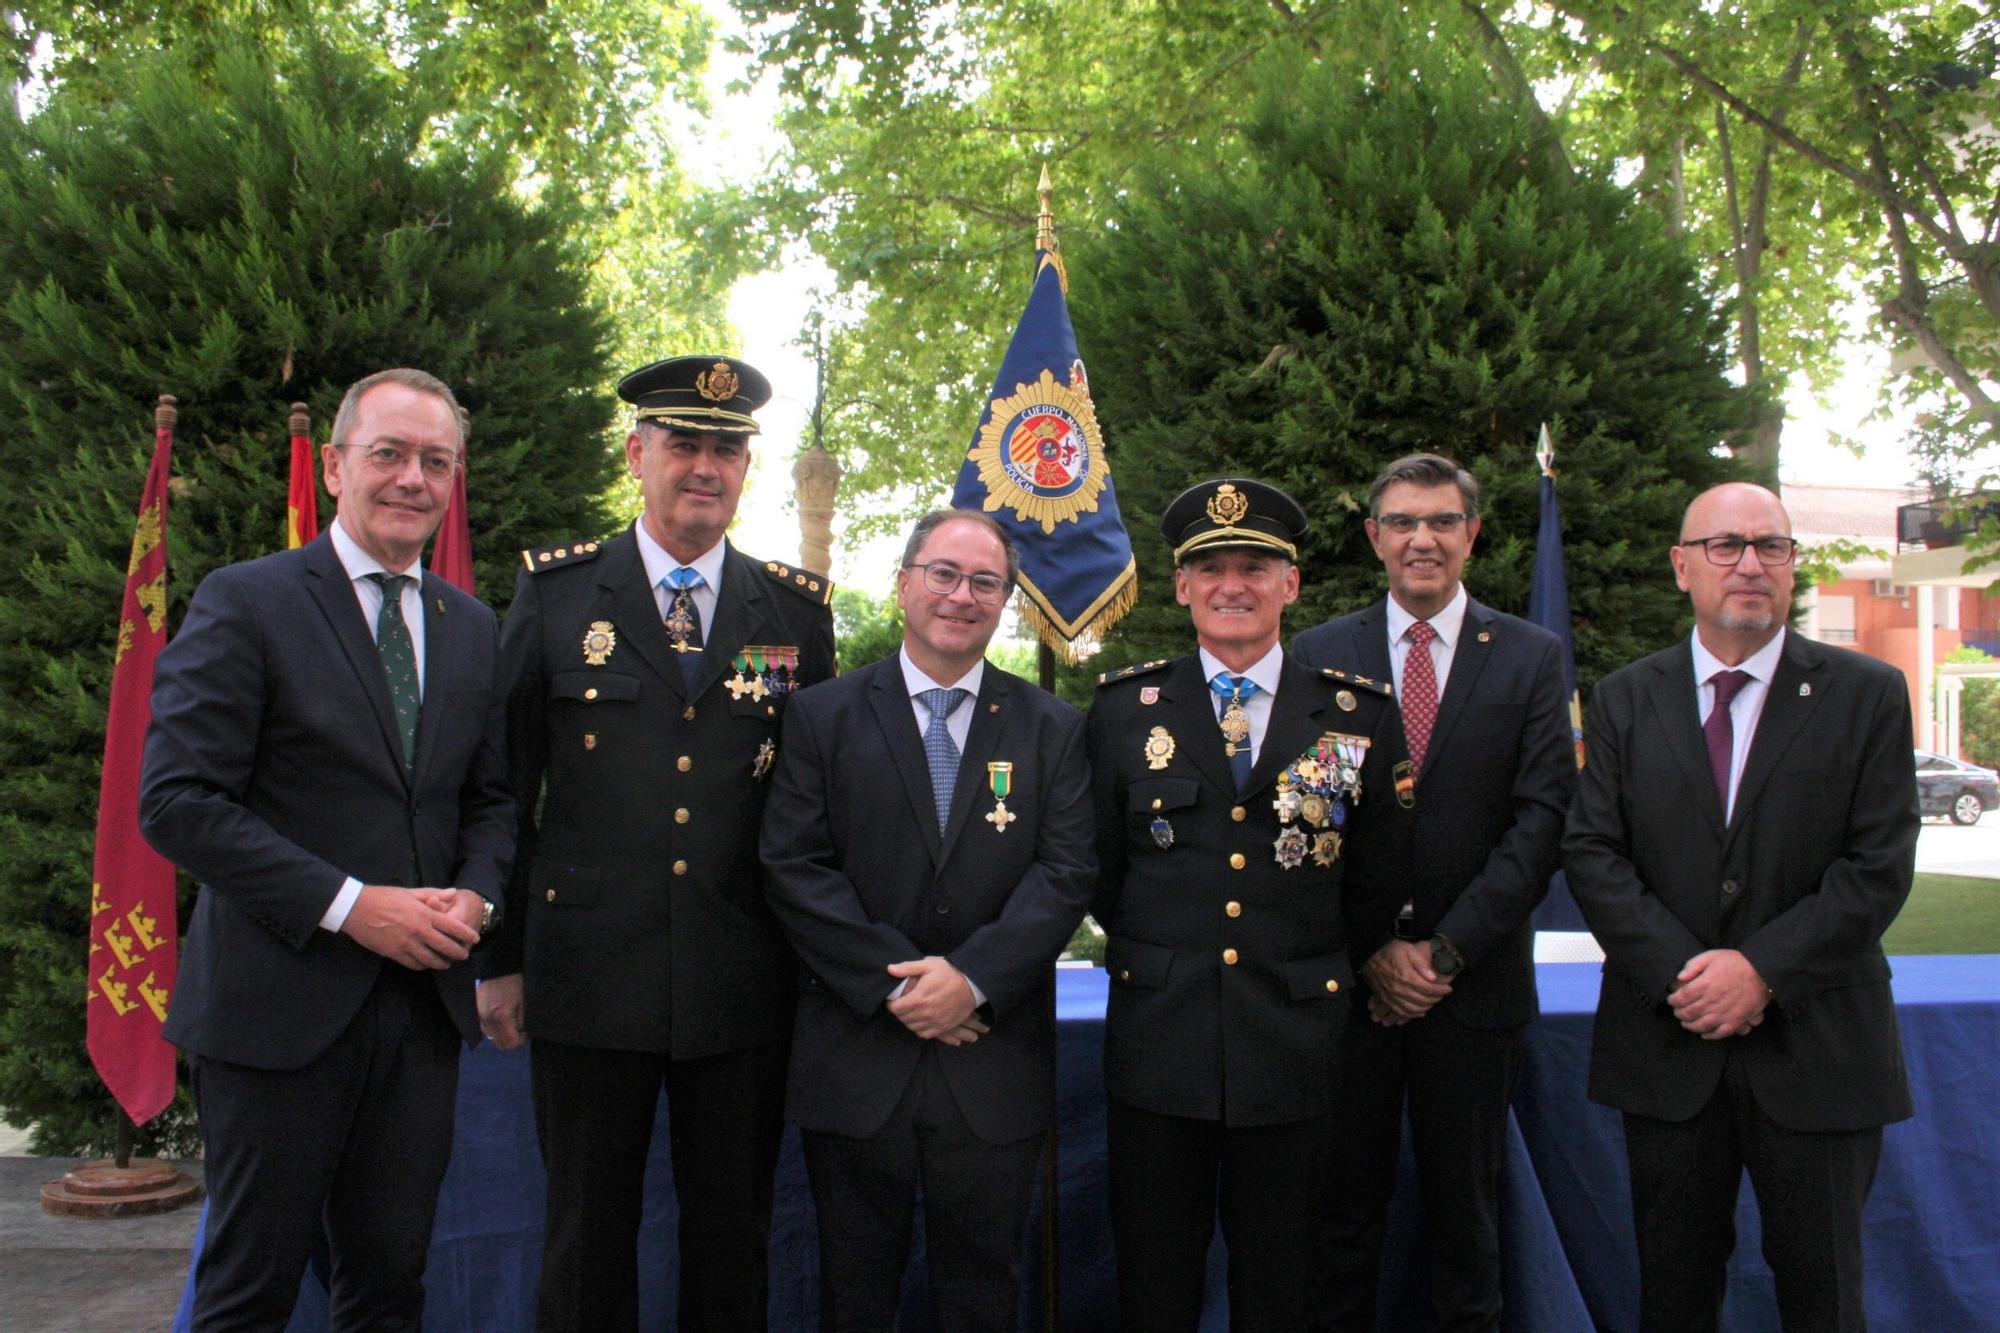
top-left (887, 956), bottom-right (989, 1046)
top-left (339, 884), bottom-right (485, 971)
top-left (1667, 948), bottom-right (1769, 1040)
top-left (1363, 938), bottom-right (1452, 1026)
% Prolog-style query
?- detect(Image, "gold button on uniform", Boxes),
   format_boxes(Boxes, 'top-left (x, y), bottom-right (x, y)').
top-left (1229, 852), bottom-right (1246, 870)
top-left (677, 755), bottom-right (692, 772)
top-left (1325, 979), bottom-right (1340, 994)
top-left (674, 808), bottom-right (690, 825)
top-left (1225, 901), bottom-right (1242, 918)
top-left (672, 860), bottom-right (688, 876)
top-left (1231, 805), bottom-right (1246, 822)
top-left (583, 687), bottom-right (598, 700)
top-left (1222, 948), bottom-right (1239, 965)
top-left (1118, 969), bottom-right (1132, 981)
top-left (544, 889), bottom-right (556, 902)
top-left (683, 705), bottom-right (696, 720)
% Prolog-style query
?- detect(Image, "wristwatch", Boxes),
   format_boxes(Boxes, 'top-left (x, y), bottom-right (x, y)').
top-left (1429, 935), bottom-right (1464, 977)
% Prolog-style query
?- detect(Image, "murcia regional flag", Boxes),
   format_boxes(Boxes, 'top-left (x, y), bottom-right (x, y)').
top-left (951, 171), bottom-right (1136, 662)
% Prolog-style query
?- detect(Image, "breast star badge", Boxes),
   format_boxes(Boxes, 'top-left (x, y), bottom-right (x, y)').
top-left (1144, 726), bottom-right (1176, 771)
top-left (581, 621), bottom-right (617, 666)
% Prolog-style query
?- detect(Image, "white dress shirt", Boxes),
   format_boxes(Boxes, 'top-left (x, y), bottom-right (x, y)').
top-left (321, 518), bottom-right (429, 932)
top-left (636, 522), bottom-right (725, 628)
top-left (1384, 583), bottom-right (1469, 700)
top-left (1691, 628), bottom-right (1787, 823)
top-left (1198, 641), bottom-right (1284, 767)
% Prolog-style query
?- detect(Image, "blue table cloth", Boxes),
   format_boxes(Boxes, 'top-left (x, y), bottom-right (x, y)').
top-left (176, 956), bottom-right (2000, 1331)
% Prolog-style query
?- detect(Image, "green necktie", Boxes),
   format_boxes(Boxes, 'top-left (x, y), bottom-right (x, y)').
top-left (366, 572), bottom-right (420, 769)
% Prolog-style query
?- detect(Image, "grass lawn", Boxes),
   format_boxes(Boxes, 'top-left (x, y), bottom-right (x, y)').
top-left (1885, 872), bottom-right (2000, 956)
top-left (1060, 872), bottom-right (2000, 964)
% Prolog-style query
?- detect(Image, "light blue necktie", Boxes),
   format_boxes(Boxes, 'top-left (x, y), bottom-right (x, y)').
top-left (1208, 673), bottom-right (1261, 793)
top-left (662, 567), bottom-right (705, 685)
top-left (919, 687), bottom-right (970, 834)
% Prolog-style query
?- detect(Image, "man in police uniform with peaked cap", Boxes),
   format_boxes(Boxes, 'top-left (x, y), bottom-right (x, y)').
top-left (1087, 478), bottom-right (1402, 1332)
top-left (476, 355), bottom-right (837, 1332)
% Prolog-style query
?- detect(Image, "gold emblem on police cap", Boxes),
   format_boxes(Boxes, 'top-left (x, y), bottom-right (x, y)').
top-left (1207, 483), bottom-right (1249, 526)
top-left (696, 361), bottom-right (739, 402)
top-left (582, 621), bottom-right (617, 666)
top-left (1144, 725), bottom-right (1177, 771)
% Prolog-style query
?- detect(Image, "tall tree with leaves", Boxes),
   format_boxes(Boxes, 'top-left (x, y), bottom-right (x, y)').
top-left (0, 37), bottom-right (618, 1153)
top-left (1069, 42), bottom-right (1752, 689)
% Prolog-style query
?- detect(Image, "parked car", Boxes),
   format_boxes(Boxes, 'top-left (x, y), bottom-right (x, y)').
top-left (1914, 749), bottom-right (2000, 825)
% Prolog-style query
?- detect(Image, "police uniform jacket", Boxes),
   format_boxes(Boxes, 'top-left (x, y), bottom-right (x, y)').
top-left (479, 529), bottom-right (836, 1057)
top-left (1087, 652), bottom-right (1399, 1126)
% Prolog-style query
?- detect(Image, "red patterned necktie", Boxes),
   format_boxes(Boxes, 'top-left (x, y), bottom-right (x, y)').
top-left (1403, 620), bottom-right (1439, 779)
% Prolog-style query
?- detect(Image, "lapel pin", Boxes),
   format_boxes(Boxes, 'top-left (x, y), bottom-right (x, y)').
top-left (1477, 631), bottom-right (1491, 643)
top-left (989, 702), bottom-right (999, 713)
top-left (1140, 686), bottom-right (1160, 705)
top-left (1799, 683), bottom-right (1811, 697)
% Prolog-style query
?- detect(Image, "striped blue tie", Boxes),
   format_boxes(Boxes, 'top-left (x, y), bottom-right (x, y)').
top-left (919, 687), bottom-right (969, 834)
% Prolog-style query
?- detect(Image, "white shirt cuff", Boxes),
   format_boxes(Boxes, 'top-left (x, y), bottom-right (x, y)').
top-left (320, 877), bottom-right (363, 932)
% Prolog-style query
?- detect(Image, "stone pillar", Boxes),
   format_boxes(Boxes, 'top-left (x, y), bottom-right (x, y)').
top-left (793, 444), bottom-right (842, 575)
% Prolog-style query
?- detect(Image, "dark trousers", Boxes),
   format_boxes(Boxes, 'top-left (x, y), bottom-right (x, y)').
top-left (529, 1037), bottom-right (788, 1333)
top-left (1623, 1051), bottom-right (1883, 1333)
top-left (801, 1046), bottom-right (1042, 1333)
top-left (1106, 1096), bottom-right (1334, 1333)
top-left (1314, 1005), bottom-right (1524, 1333)
top-left (187, 965), bottom-right (460, 1333)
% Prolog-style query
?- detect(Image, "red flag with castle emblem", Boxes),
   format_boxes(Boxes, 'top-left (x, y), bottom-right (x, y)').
top-left (287, 401), bottom-right (319, 549)
top-left (87, 395), bottom-right (181, 1127)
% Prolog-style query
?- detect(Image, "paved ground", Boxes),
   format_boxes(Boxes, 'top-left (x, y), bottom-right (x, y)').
top-left (1, 815), bottom-right (1992, 1333)
top-left (0, 1155), bottom-right (200, 1332)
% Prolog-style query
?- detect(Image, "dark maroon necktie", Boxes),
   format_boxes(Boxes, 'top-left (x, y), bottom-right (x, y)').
top-left (1704, 669), bottom-right (1752, 813)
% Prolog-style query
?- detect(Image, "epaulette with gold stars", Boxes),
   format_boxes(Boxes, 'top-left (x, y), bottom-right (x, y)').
top-left (763, 560), bottom-right (835, 605)
top-left (1097, 659), bottom-right (1173, 688)
top-left (1317, 666), bottom-right (1393, 698)
top-left (520, 539), bottom-right (605, 573)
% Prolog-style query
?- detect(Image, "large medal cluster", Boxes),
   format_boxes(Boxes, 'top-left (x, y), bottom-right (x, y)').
top-left (1271, 733), bottom-right (1369, 868)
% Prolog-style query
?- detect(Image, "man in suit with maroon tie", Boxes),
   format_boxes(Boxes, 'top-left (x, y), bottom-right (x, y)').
top-left (1564, 481), bottom-right (1918, 1331)
top-left (1293, 453), bottom-right (1574, 1332)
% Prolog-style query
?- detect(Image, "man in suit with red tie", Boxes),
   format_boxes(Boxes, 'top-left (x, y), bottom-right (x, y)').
top-left (1293, 453), bottom-right (1574, 1332)
top-left (1565, 482), bottom-right (1918, 1331)
top-left (477, 356), bottom-right (836, 1331)
top-left (141, 369), bottom-right (513, 1329)
top-left (761, 509), bottom-right (1095, 1332)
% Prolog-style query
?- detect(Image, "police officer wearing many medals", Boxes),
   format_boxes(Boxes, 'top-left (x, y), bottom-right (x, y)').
top-left (474, 356), bottom-right (836, 1332)
top-left (1086, 478), bottom-right (1402, 1332)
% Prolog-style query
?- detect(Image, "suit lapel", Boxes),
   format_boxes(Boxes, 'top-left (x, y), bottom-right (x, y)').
top-left (1726, 631), bottom-right (1824, 843)
top-left (1246, 657), bottom-right (1330, 796)
top-left (867, 659), bottom-right (946, 864)
top-left (412, 573), bottom-right (456, 785)
top-left (596, 535), bottom-right (682, 696)
top-left (1159, 657), bottom-right (1237, 798)
top-left (941, 669), bottom-right (1011, 860)
top-left (302, 535), bottom-right (408, 787)
top-left (690, 544), bottom-right (764, 699)
top-left (1643, 641), bottom-right (1727, 837)
top-left (1349, 603), bottom-right (1395, 686)
top-left (1423, 598), bottom-right (1495, 773)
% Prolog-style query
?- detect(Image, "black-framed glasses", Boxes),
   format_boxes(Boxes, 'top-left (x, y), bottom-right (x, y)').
top-left (347, 442), bottom-right (461, 481)
top-left (906, 562), bottom-right (1012, 605)
top-left (1375, 511), bottom-right (1468, 535)
top-left (1679, 534), bottom-right (1799, 567)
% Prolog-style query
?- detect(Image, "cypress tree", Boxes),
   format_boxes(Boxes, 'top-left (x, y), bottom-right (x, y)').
top-left (1071, 45), bottom-right (1754, 690)
top-left (0, 39), bottom-right (619, 1153)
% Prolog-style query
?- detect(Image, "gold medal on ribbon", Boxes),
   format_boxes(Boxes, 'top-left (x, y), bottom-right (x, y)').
top-left (985, 761), bottom-right (1016, 831)
top-left (1220, 699), bottom-right (1251, 757)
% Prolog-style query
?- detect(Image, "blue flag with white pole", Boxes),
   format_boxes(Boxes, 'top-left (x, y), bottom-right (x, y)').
top-left (951, 168), bottom-right (1136, 662)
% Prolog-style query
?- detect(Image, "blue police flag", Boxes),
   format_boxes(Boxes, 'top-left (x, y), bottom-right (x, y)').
top-left (1527, 423), bottom-right (1590, 930)
top-left (951, 169), bottom-right (1136, 663)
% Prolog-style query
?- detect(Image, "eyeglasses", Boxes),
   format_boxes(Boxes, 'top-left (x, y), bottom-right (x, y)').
top-left (1374, 511), bottom-right (1468, 535)
top-left (1679, 534), bottom-right (1799, 567)
top-left (348, 443), bottom-right (462, 481)
top-left (906, 562), bottom-right (1012, 605)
